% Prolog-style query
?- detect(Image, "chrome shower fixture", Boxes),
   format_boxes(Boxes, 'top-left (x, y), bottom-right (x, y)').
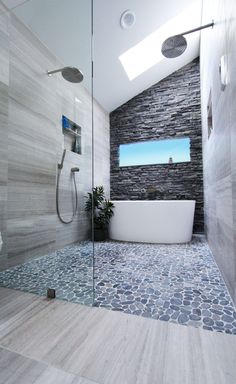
top-left (47, 66), bottom-right (84, 83)
top-left (71, 167), bottom-right (80, 173)
top-left (56, 150), bottom-right (79, 224)
top-left (58, 149), bottom-right (66, 170)
top-left (161, 21), bottom-right (214, 58)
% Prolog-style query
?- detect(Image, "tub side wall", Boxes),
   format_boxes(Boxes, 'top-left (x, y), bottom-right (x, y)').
top-left (109, 201), bottom-right (195, 243)
top-left (110, 59), bottom-right (203, 233)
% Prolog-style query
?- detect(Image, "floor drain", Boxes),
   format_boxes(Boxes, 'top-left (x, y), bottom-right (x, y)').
top-left (47, 288), bottom-right (56, 299)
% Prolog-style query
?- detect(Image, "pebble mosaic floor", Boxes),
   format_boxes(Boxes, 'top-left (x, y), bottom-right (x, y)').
top-left (0, 236), bottom-right (236, 334)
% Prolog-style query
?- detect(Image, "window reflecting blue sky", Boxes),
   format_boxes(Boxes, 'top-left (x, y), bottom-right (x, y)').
top-left (119, 138), bottom-right (190, 166)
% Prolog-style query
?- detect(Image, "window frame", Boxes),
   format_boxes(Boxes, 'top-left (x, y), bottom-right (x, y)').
top-left (119, 137), bottom-right (191, 167)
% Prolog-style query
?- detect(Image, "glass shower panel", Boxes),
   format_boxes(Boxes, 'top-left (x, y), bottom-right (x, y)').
top-left (0, 0), bottom-right (94, 305)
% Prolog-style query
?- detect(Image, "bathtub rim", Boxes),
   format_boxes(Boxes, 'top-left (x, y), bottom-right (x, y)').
top-left (110, 200), bottom-right (196, 203)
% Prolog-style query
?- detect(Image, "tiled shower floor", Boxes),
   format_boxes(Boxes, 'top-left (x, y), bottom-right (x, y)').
top-left (0, 236), bottom-right (236, 334)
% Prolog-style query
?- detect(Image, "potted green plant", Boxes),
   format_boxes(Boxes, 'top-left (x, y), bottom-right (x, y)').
top-left (85, 186), bottom-right (114, 241)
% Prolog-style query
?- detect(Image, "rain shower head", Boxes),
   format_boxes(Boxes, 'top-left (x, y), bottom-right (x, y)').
top-left (47, 66), bottom-right (84, 83)
top-left (161, 21), bottom-right (214, 59)
top-left (161, 35), bottom-right (187, 58)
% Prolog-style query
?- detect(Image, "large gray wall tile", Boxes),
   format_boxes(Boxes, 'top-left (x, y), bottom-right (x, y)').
top-left (94, 99), bottom-right (110, 194)
top-left (201, 0), bottom-right (236, 303)
top-left (0, 10), bottom-right (109, 269)
top-left (0, 5), bottom-right (9, 265)
top-left (0, 3), bottom-right (9, 85)
top-left (7, 15), bottom-right (58, 264)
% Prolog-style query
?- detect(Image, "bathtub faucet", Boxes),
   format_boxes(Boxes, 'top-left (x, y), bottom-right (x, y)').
top-left (140, 188), bottom-right (146, 200)
top-left (147, 187), bottom-right (157, 200)
top-left (146, 187), bottom-right (164, 200)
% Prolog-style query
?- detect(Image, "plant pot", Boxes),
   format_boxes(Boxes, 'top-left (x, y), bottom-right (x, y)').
top-left (94, 227), bottom-right (108, 241)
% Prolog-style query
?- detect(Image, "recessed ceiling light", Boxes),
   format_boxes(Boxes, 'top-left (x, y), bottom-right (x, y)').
top-left (120, 10), bottom-right (136, 29)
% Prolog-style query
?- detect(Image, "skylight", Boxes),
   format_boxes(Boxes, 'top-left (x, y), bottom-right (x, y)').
top-left (119, 30), bottom-right (164, 81)
top-left (119, 138), bottom-right (190, 167)
top-left (119, 2), bottom-right (200, 80)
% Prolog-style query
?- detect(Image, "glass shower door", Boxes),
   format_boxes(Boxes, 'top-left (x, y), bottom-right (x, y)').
top-left (0, 0), bottom-right (94, 306)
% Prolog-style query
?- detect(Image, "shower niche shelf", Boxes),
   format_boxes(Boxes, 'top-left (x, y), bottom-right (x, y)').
top-left (62, 115), bottom-right (81, 155)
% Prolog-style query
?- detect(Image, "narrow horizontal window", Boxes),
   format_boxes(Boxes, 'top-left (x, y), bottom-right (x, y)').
top-left (119, 138), bottom-right (190, 167)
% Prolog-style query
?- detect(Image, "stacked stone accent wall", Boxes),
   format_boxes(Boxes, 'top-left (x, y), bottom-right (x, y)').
top-left (110, 59), bottom-right (203, 232)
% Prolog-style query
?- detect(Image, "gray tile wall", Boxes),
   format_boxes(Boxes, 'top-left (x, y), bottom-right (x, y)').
top-left (0, 5), bottom-right (110, 269)
top-left (0, 3), bottom-right (9, 268)
top-left (110, 59), bottom-right (204, 232)
top-left (201, 0), bottom-right (236, 304)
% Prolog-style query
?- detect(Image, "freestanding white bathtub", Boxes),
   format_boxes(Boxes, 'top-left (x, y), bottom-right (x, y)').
top-left (109, 200), bottom-right (196, 244)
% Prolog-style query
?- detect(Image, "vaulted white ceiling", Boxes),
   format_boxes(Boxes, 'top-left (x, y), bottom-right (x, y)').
top-left (4, 0), bottom-right (203, 113)
top-left (93, 0), bottom-right (202, 112)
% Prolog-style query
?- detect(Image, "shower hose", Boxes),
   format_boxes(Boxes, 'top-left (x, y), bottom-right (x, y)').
top-left (56, 166), bottom-right (78, 224)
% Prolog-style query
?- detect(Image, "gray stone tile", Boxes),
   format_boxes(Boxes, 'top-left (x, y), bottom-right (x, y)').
top-left (0, 236), bottom-right (235, 334)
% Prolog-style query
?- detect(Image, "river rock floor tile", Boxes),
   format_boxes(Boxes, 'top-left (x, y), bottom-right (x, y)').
top-left (0, 243), bottom-right (94, 305)
top-left (0, 236), bottom-right (236, 334)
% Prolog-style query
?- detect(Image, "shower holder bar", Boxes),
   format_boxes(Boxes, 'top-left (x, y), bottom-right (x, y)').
top-left (181, 21), bottom-right (214, 37)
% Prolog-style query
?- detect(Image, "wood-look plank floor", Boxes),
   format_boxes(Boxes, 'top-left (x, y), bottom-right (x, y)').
top-left (0, 287), bottom-right (235, 384)
top-left (0, 347), bottom-right (96, 384)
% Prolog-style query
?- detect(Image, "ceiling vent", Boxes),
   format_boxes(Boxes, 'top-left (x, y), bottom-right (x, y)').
top-left (120, 10), bottom-right (136, 29)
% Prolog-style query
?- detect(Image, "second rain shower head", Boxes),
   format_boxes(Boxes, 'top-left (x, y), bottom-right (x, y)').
top-left (161, 21), bottom-right (214, 59)
top-left (47, 66), bottom-right (84, 83)
top-left (161, 35), bottom-right (187, 58)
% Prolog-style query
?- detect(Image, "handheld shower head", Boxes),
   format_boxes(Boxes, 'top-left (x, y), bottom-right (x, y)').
top-left (47, 67), bottom-right (84, 83)
top-left (58, 149), bottom-right (66, 170)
